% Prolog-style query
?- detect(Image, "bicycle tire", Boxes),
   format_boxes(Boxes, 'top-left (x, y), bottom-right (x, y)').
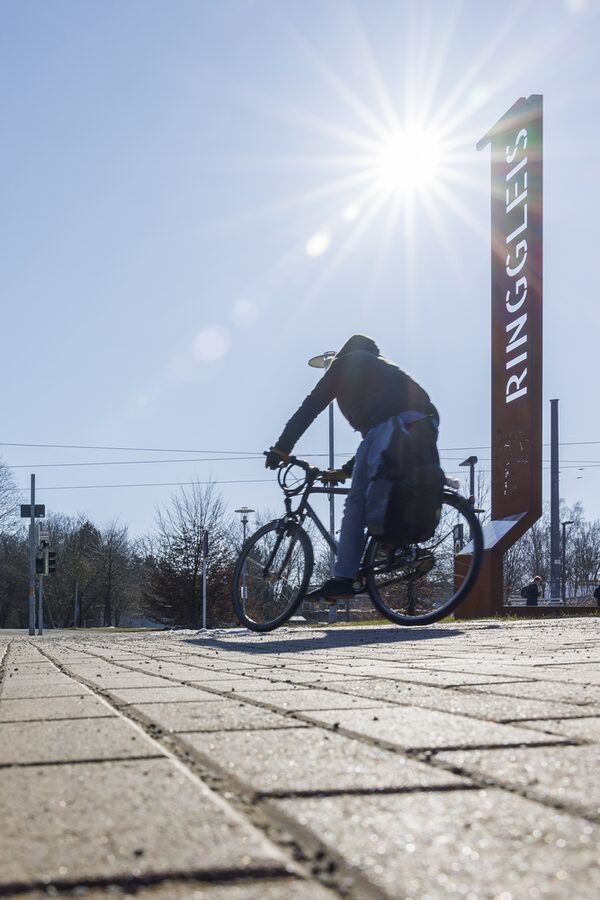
top-left (232, 520), bottom-right (314, 632)
top-left (365, 491), bottom-right (484, 626)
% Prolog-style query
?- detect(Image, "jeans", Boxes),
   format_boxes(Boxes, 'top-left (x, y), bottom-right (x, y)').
top-left (333, 427), bottom-right (375, 579)
top-left (334, 412), bottom-right (438, 580)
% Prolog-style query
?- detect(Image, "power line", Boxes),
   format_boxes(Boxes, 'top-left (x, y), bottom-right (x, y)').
top-left (9, 455), bottom-right (263, 469)
top-left (16, 478), bottom-right (275, 494)
top-left (0, 441), bottom-right (260, 454)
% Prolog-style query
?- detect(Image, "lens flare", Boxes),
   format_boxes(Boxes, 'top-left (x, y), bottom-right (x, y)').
top-left (374, 128), bottom-right (443, 196)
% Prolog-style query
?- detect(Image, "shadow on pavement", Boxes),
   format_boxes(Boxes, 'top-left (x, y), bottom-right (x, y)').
top-left (182, 626), bottom-right (465, 655)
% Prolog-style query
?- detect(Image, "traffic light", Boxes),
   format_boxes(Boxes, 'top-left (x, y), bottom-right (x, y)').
top-left (47, 550), bottom-right (57, 574)
top-left (35, 555), bottom-right (46, 575)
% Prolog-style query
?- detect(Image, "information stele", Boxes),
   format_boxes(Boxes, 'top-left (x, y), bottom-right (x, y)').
top-left (456, 95), bottom-right (543, 618)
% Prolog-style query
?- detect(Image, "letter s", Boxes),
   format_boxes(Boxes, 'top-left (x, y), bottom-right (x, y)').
top-left (506, 128), bottom-right (528, 164)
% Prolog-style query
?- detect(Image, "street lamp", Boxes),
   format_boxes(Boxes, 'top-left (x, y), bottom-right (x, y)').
top-left (308, 351), bottom-right (336, 574)
top-left (459, 456), bottom-right (478, 506)
top-left (235, 507), bottom-right (255, 546)
top-left (235, 507), bottom-right (255, 618)
top-left (309, 350), bottom-right (338, 623)
top-left (561, 520), bottom-right (574, 605)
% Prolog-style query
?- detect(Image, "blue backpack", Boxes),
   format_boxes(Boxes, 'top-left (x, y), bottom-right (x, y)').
top-left (365, 416), bottom-right (445, 545)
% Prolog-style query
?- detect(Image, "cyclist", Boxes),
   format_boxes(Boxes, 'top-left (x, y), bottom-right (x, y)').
top-left (265, 334), bottom-right (439, 601)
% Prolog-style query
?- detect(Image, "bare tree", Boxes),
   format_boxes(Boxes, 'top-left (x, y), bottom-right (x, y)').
top-left (146, 482), bottom-right (237, 627)
top-left (94, 522), bottom-right (133, 626)
top-left (0, 458), bottom-right (20, 535)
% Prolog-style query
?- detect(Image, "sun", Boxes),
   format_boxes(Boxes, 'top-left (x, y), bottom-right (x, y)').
top-left (373, 127), bottom-right (444, 197)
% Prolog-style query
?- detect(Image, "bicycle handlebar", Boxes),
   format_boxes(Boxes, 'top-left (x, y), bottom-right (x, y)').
top-left (263, 451), bottom-right (329, 495)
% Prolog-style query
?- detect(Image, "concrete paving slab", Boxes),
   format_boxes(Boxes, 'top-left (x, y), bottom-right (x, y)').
top-left (74, 672), bottom-right (177, 689)
top-left (516, 714), bottom-right (600, 741)
top-left (0, 694), bottom-right (115, 722)
top-left (0, 759), bottom-right (289, 887)
top-left (286, 664), bottom-right (531, 687)
top-left (0, 679), bottom-right (90, 699)
top-left (0, 717), bottom-right (162, 765)
top-left (134, 699), bottom-right (309, 733)
top-left (435, 743), bottom-right (600, 816)
top-left (464, 679), bottom-right (600, 706)
top-left (179, 726), bottom-right (471, 794)
top-left (229, 687), bottom-right (385, 711)
top-left (299, 704), bottom-right (566, 750)
top-left (325, 678), bottom-right (591, 721)
top-left (187, 678), bottom-right (301, 693)
top-left (525, 663), bottom-right (600, 685)
top-left (105, 685), bottom-right (219, 704)
top-left (2, 664), bottom-right (61, 677)
top-left (272, 789), bottom-right (600, 899)
top-left (125, 664), bottom-right (251, 681)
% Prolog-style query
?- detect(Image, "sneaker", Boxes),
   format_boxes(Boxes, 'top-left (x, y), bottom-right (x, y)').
top-left (304, 577), bottom-right (355, 601)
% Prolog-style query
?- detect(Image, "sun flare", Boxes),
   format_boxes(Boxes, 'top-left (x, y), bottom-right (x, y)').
top-left (373, 128), bottom-right (444, 196)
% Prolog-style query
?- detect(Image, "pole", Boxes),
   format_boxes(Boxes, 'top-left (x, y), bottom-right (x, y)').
top-left (561, 520), bottom-right (574, 605)
top-left (202, 557), bottom-right (207, 629)
top-left (202, 530), bottom-right (208, 630)
top-left (37, 577), bottom-right (43, 636)
top-left (235, 509), bottom-right (254, 621)
top-left (28, 474), bottom-right (36, 636)
top-left (459, 457), bottom-right (477, 543)
top-left (550, 400), bottom-right (560, 599)
top-left (308, 351), bottom-right (337, 622)
top-left (468, 462), bottom-right (475, 543)
top-left (562, 522), bottom-right (567, 605)
top-left (328, 400), bottom-right (335, 576)
top-left (74, 580), bottom-right (79, 628)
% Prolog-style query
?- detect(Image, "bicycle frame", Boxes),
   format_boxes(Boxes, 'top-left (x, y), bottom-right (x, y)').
top-left (278, 464), bottom-right (349, 558)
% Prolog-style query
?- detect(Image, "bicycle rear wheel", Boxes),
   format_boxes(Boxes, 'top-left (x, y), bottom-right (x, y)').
top-left (365, 491), bottom-right (483, 626)
top-left (232, 520), bottom-right (314, 632)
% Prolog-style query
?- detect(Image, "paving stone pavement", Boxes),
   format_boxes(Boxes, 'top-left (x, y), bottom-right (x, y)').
top-left (1, 617), bottom-right (600, 899)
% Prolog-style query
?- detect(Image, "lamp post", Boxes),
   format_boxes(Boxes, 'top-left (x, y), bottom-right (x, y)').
top-left (308, 352), bottom-right (336, 574)
top-left (309, 350), bottom-right (337, 623)
top-left (235, 507), bottom-right (255, 546)
top-left (561, 519), bottom-right (574, 605)
top-left (235, 507), bottom-right (255, 618)
top-left (459, 456), bottom-right (478, 541)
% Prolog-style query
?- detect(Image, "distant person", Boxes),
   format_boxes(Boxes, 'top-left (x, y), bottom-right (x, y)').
top-left (593, 583), bottom-right (600, 608)
top-left (265, 334), bottom-right (439, 601)
top-left (522, 575), bottom-right (543, 606)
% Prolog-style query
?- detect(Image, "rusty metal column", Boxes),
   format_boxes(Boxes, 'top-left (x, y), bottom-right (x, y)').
top-left (457, 94), bottom-right (543, 618)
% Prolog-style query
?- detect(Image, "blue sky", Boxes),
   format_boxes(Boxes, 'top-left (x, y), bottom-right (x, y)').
top-left (2, 0), bottom-right (599, 539)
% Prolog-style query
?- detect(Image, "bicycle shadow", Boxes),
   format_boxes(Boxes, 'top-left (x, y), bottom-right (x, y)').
top-left (182, 625), bottom-right (465, 655)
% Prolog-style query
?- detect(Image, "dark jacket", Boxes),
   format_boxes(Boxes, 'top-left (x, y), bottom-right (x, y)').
top-left (275, 337), bottom-right (438, 468)
top-left (524, 581), bottom-right (540, 602)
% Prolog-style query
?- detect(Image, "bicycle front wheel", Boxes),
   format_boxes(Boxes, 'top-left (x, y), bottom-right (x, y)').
top-left (232, 520), bottom-right (314, 632)
top-left (365, 491), bottom-right (484, 626)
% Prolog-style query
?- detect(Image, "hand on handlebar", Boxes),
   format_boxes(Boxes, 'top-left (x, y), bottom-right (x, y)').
top-left (320, 468), bottom-right (348, 487)
top-left (264, 447), bottom-right (291, 470)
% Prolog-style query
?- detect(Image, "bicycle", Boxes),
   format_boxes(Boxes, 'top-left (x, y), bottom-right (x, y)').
top-left (231, 456), bottom-right (484, 632)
